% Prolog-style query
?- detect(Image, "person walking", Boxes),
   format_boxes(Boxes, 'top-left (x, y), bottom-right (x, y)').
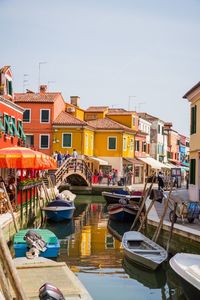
top-left (72, 149), bottom-right (78, 158)
top-left (157, 172), bottom-right (164, 190)
top-left (98, 168), bottom-right (103, 184)
top-left (57, 151), bottom-right (63, 168)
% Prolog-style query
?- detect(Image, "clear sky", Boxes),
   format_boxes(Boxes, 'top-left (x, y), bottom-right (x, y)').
top-left (1, 0), bottom-right (199, 136)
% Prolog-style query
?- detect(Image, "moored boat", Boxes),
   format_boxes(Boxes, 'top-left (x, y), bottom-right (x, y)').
top-left (13, 257), bottom-right (93, 299)
top-left (102, 190), bottom-right (141, 205)
top-left (42, 196), bottom-right (75, 222)
top-left (170, 253), bottom-right (200, 297)
top-left (107, 203), bottom-right (139, 222)
top-left (14, 229), bottom-right (60, 258)
top-left (122, 231), bottom-right (168, 270)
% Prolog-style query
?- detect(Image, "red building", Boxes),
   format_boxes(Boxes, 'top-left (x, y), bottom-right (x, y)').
top-left (0, 66), bottom-right (25, 148)
top-left (14, 85), bottom-right (66, 155)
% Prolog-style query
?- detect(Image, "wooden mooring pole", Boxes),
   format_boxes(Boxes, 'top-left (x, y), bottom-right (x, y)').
top-left (166, 202), bottom-right (177, 252)
top-left (130, 174), bottom-right (155, 231)
top-left (1, 183), bottom-right (18, 233)
top-left (152, 182), bottom-right (174, 243)
top-left (0, 227), bottom-right (28, 300)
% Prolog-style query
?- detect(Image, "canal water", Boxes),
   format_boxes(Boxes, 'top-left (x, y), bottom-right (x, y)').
top-left (43, 195), bottom-right (187, 300)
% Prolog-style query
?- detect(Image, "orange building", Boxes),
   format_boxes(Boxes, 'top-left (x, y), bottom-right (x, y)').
top-left (0, 66), bottom-right (25, 149)
top-left (14, 85), bottom-right (66, 155)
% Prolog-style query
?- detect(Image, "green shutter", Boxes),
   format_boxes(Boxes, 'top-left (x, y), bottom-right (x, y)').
top-left (63, 134), bottom-right (72, 147)
top-left (190, 159), bottom-right (196, 184)
top-left (11, 118), bottom-right (20, 138)
top-left (0, 119), bottom-right (5, 132)
top-left (18, 121), bottom-right (26, 142)
top-left (4, 116), bottom-right (14, 136)
top-left (191, 106), bottom-right (197, 134)
top-left (109, 137), bottom-right (116, 150)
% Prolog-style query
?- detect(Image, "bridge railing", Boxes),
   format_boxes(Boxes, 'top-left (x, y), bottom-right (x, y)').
top-left (55, 157), bottom-right (92, 186)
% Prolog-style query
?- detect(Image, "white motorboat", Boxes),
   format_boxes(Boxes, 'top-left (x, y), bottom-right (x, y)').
top-left (122, 231), bottom-right (168, 270)
top-left (170, 253), bottom-right (200, 293)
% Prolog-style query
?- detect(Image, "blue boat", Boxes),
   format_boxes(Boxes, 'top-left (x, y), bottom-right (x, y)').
top-left (14, 229), bottom-right (60, 258)
top-left (42, 197), bottom-right (75, 222)
top-left (107, 203), bottom-right (139, 222)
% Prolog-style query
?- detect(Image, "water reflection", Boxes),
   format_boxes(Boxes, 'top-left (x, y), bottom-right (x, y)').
top-left (43, 197), bottom-right (187, 300)
top-left (122, 257), bottom-right (166, 289)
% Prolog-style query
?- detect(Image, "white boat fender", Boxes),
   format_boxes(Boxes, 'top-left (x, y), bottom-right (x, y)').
top-left (26, 247), bottom-right (40, 259)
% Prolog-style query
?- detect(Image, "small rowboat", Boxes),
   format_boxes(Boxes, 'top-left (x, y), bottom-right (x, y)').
top-left (102, 190), bottom-right (141, 205)
top-left (122, 231), bottom-right (168, 270)
top-left (108, 203), bottom-right (139, 222)
top-left (42, 197), bottom-right (75, 222)
top-left (170, 253), bottom-right (200, 297)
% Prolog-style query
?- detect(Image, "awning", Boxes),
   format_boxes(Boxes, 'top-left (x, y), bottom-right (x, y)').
top-left (138, 157), bottom-right (170, 169)
top-left (85, 156), bottom-right (109, 165)
top-left (123, 157), bottom-right (144, 166)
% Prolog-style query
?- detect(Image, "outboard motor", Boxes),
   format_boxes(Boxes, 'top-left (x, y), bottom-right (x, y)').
top-left (39, 283), bottom-right (65, 300)
top-left (24, 230), bottom-right (47, 258)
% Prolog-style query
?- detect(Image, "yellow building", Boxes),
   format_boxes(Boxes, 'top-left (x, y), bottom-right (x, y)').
top-left (65, 96), bottom-right (85, 121)
top-left (183, 82), bottom-right (200, 201)
top-left (84, 106), bottom-right (109, 121)
top-left (106, 108), bottom-right (139, 132)
top-left (87, 118), bottom-right (136, 177)
top-left (52, 111), bottom-right (94, 157)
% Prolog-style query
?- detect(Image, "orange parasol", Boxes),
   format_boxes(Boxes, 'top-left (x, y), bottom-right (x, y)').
top-left (0, 147), bottom-right (57, 170)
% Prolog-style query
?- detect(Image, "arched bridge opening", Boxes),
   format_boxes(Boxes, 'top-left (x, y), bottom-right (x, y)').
top-left (55, 158), bottom-right (92, 187)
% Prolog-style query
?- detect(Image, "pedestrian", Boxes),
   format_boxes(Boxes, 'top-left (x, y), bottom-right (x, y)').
top-left (107, 171), bottom-right (112, 186)
top-left (57, 151), bottom-right (63, 167)
top-left (72, 149), bottom-right (78, 158)
top-left (64, 150), bottom-right (71, 160)
top-left (185, 171), bottom-right (189, 189)
top-left (157, 172), bottom-right (164, 190)
top-left (98, 168), bottom-right (103, 184)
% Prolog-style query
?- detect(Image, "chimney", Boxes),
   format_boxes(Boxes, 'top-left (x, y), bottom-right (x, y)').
top-left (70, 96), bottom-right (80, 107)
top-left (40, 85), bottom-right (48, 94)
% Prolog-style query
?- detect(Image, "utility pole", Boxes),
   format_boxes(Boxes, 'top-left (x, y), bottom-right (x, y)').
top-left (38, 61), bottom-right (47, 91)
top-left (128, 96), bottom-right (136, 111)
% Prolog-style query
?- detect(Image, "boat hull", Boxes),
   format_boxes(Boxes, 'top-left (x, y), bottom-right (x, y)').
top-left (14, 229), bottom-right (60, 258)
top-left (122, 231), bottom-right (167, 271)
top-left (43, 207), bottom-right (75, 222)
top-left (102, 191), bottom-right (140, 205)
top-left (108, 204), bottom-right (138, 222)
top-left (170, 253), bottom-right (200, 294)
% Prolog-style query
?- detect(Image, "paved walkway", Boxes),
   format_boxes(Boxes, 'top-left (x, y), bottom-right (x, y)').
top-left (147, 188), bottom-right (200, 240)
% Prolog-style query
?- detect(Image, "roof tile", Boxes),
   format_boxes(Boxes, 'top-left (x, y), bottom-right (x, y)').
top-left (53, 111), bottom-right (87, 126)
top-left (87, 118), bottom-right (135, 133)
top-left (14, 92), bottom-right (61, 103)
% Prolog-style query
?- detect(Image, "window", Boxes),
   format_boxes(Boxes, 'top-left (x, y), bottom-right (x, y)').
top-left (62, 133), bottom-right (72, 148)
top-left (23, 109), bottom-right (31, 123)
top-left (158, 124), bottom-right (161, 134)
top-left (135, 140), bottom-right (140, 151)
top-left (191, 105), bottom-right (197, 134)
top-left (130, 138), bottom-right (134, 151)
top-left (26, 135), bottom-right (34, 147)
top-left (85, 134), bottom-right (88, 149)
top-left (4, 114), bottom-right (13, 135)
top-left (142, 142), bottom-right (146, 152)
top-left (6, 80), bottom-right (13, 96)
top-left (132, 117), bottom-right (135, 126)
top-left (190, 159), bottom-right (196, 184)
top-left (108, 137), bottom-right (117, 150)
top-left (40, 135), bottom-right (49, 149)
top-left (123, 137), bottom-right (127, 151)
top-left (40, 109), bottom-right (50, 123)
